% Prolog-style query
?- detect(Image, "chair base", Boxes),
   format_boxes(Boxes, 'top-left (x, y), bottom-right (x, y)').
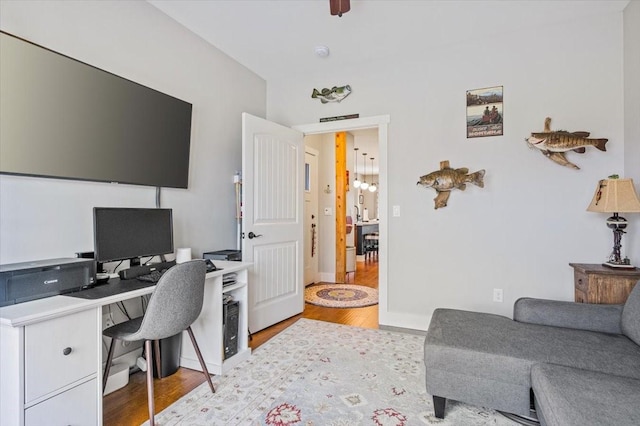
top-left (103, 326), bottom-right (215, 426)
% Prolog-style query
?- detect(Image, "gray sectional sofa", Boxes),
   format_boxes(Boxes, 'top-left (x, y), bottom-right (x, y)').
top-left (424, 282), bottom-right (640, 425)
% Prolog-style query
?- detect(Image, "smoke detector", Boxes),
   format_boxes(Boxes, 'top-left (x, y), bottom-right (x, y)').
top-left (314, 45), bottom-right (330, 57)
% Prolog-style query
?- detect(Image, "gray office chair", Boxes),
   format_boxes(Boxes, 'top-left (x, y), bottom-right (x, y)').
top-left (102, 260), bottom-right (215, 425)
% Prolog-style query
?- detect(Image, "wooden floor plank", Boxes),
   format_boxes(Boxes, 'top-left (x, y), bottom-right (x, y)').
top-left (103, 260), bottom-right (378, 425)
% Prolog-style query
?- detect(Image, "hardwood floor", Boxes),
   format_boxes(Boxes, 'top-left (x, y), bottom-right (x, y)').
top-left (103, 259), bottom-right (379, 425)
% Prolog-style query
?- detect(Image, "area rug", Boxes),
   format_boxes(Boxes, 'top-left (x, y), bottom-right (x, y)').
top-left (305, 284), bottom-right (379, 308)
top-left (150, 319), bottom-right (517, 425)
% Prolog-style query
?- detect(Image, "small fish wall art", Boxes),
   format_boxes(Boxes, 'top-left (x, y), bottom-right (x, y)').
top-left (417, 160), bottom-right (485, 209)
top-left (526, 117), bottom-right (608, 169)
top-left (311, 85), bottom-right (351, 103)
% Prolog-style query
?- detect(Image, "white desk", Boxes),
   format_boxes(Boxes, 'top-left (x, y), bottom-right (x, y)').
top-left (0, 260), bottom-right (252, 426)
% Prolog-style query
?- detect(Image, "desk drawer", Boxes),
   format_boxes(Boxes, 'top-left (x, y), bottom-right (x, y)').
top-left (25, 378), bottom-right (97, 425)
top-left (24, 308), bottom-right (98, 403)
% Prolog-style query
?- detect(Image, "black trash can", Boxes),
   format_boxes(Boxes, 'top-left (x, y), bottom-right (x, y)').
top-left (152, 332), bottom-right (182, 378)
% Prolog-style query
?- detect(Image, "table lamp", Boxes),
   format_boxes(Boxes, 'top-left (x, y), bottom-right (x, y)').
top-left (586, 176), bottom-right (640, 269)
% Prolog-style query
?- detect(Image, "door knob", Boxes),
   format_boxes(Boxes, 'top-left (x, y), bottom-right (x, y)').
top-left (248, 232), bottom-right (263, 239)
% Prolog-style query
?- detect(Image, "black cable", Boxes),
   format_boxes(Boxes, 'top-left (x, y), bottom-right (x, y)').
top-left (116, 301), bottom-right (131, 320)
top-left (111, 260), bottom-right (124, 274)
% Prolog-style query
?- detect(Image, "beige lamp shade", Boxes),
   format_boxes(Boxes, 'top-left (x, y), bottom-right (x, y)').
top-left (587, 178), bottom-right (640, 213)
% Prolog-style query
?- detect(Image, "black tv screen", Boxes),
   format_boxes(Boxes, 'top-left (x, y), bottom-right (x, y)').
top-left (94, 207), bottom-right (174, 263)
top-left (0, 31), bottom-right (192, 188)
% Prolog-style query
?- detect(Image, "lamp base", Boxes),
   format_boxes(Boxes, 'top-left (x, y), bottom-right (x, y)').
top-left (602, 261), bottom-right (637, 270)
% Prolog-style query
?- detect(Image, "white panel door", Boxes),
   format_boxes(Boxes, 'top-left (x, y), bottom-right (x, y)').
top-left (242, 113), bottom-right (304, 333)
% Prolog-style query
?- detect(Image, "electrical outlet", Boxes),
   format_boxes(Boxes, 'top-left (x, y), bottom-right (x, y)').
top-left (493, 288), bottom-right (503, 303)
top-left (103, 313), bottom-right (115, 329)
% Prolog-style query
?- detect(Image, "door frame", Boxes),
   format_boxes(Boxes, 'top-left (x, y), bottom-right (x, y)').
top-left (293, 115), bottom-right (390, 325)
top-left (303, 146), bottom-right (320, 285)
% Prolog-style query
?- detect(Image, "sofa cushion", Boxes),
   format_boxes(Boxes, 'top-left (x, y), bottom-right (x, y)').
top-left (621, 283), bottom-right (640, 345)
top-left (514, 298), bottom-right (623, 334)
top-left (531, 363), bottom-right (640, 426)
top-left (425, 309), bottom-right (640, 389)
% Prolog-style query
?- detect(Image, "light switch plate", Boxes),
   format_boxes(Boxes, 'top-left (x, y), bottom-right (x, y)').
top-left (324, 207), bottom-right (332, 216)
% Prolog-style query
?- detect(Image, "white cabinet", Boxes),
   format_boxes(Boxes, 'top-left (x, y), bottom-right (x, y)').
top-left (179, 262), bottom-right (251, 374)
top-left (1, 306), bottom-right (100, 426)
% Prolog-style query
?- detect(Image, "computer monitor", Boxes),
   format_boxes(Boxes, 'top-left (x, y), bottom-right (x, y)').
top-left (93, 207), bottom-right (174, 268)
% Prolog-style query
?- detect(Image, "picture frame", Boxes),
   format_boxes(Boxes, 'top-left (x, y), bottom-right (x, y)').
top-left (466, 86), bottom-right (503, 138)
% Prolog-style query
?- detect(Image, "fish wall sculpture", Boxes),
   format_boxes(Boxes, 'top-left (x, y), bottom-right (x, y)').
top-left (526, 117), bottom-right (608, 169)
top-left (417, 160), bottom-right (485, 209)
top-left (311, 85), bottom-right (351, 103)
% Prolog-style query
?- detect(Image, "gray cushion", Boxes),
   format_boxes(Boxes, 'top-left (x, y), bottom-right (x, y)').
top-left (532, 363), bottom-right (640, 426)
top-left (426, 308), bottom-right (640, 380)
top-left (622, 284), bottom-right (640, 345)
top-left (514, 298), bottom-right (623, 334)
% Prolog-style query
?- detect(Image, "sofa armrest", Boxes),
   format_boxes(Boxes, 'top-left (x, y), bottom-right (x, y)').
top-left (513, 298), bottom-right (623, 334)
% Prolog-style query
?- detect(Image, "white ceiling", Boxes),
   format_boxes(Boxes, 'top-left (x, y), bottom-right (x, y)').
top-left (149, 0), bottom-right (629, 82)
top-left (148, 0), bottom-right (629, 171)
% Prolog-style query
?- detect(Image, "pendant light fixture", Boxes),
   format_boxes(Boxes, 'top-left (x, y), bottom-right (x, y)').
top-left (353, 147), bottom-right (361, 188)
top-left (360, 152), bottom-right (369, 190)
top-left (368, 157), bottom-right (377, 192)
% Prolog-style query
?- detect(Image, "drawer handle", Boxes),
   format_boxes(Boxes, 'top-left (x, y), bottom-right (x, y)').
top-left (63, 347), bottom-right (72, 356)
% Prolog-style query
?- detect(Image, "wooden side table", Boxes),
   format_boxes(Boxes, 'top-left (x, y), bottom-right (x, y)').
top-left (570, 263), bottom-right (640, 304)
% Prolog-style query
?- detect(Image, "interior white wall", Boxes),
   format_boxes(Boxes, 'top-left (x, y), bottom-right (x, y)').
top-left (624, 1), bottom-right (640, 263)
top-left (0, 1), bottom-right (266, 264)
top-left (268, 11), bottom-right (629, 329)
top-left (316, 133), bottom-right (337, 279)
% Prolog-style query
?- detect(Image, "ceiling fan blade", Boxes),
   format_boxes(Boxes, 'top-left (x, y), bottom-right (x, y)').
top-left (330, 0), bottom-right (351, 16)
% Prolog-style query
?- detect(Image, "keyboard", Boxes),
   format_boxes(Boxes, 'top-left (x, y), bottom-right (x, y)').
top-left (136, 269), bottom-right (167, 283)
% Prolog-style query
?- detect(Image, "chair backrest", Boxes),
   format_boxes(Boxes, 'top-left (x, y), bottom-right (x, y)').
top-left (130, 260), bottom-right (207, 341)
top-left (621, 283), bottom-right (640, 345)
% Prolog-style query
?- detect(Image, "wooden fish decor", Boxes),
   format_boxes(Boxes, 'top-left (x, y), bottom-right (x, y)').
top-left (526, 117), bottom-right (608, 169)
top-left (311, 85), bottom-right (351, 103)
top-left (417, 160), bottom-right (485, 209)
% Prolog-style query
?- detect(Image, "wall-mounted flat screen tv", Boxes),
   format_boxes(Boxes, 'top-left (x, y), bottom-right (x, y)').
top-left (0, 31), bottom-right (192, 189)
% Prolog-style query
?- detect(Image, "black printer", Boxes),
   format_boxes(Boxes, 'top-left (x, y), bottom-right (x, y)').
top-left (0, 258), bottom-right (96, 307)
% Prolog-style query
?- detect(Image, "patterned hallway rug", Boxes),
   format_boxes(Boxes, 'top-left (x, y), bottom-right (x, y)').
top-left (305, 284), bottom-right (378, 308)
top-left (150, 319), bottom-right (517, 425)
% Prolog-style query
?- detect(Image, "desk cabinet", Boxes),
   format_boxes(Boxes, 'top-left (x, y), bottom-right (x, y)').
top-left (1, 307), bottom-right (100, 426)
top-left (180, 263), bottom-right (251, 374)
top-left (570, 263), bottom-right (640, 304)
top-left (0, 260), bottom-right (252, 425)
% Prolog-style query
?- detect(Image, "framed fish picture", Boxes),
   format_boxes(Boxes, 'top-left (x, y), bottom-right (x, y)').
top-left (466, 86), bottom-right (503, 138)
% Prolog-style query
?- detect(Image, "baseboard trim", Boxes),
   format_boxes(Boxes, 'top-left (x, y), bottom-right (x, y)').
top-left (379, 310), bottom-right (430, 332)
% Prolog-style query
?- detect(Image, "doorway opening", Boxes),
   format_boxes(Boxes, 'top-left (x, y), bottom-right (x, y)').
top-left (296, 115), bottom-right (388, 325)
